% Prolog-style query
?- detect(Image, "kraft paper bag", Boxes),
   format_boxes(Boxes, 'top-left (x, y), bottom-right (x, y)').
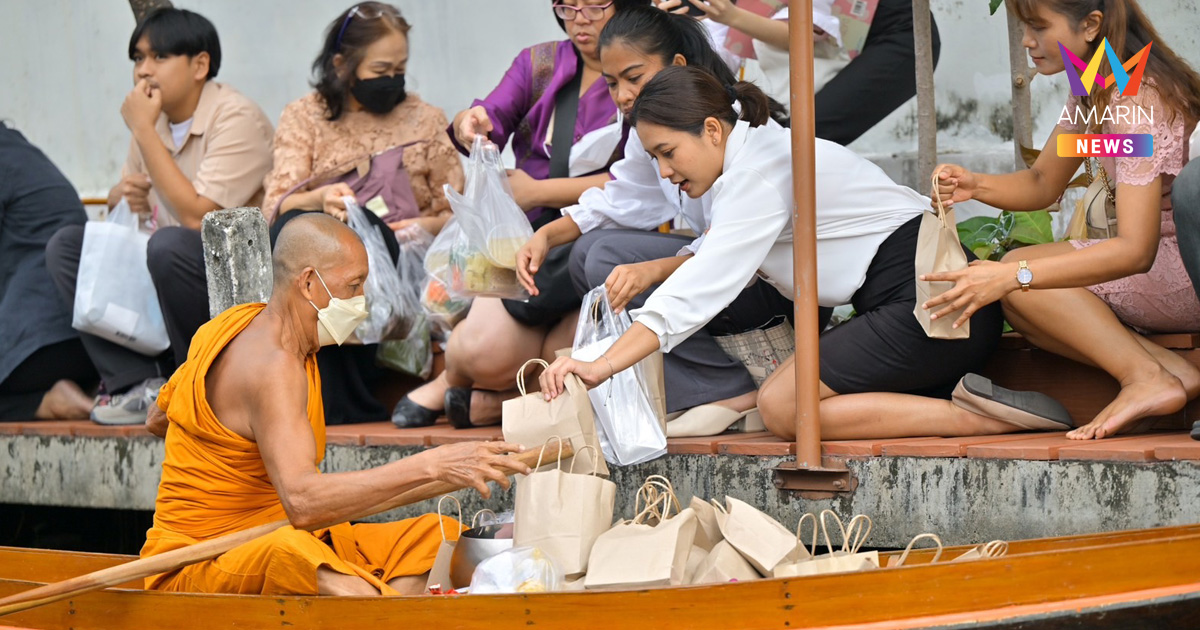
top-left (712, 496), bottom-right (803, 575)
top-left (776, 511), bottom-right (879, 578)
top-left (425, 495), bottom-right (463, 591)
top-left (585, 477), bottom-right (698, 589)
top-left (886, 533), bottom-right (945, 568)
top-left (513, 441), bottom-right (615, 577)
top-left (770, 513), bottom-right (819, 577)
top-left (690, 540), bottom-right (762, 585)
top-left (689, 496), bottom-right (724, 551)
top-left (502, 359), bottom-right (607, 477)
top-left (914, 171), bottom-right (970, 339)
top-left (683, 544), bottom-right (709, 584)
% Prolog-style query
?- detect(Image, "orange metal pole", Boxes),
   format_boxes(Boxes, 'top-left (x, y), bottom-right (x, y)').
top-left (789, 2), bottom-right (821, 467)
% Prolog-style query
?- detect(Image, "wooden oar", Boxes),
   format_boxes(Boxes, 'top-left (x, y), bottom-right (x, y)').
top-left (0, 441), bottom-right (570, 617)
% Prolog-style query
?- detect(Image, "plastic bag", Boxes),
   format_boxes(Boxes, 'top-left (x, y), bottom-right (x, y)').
top-left (376, 225), bottom-right (435, 378)
top-left (469, 547), bottom-right (562, 594)
top-left (345, 198), bottom-right (418, 344)
top-left (72, 198), bottom-right (170, 355)
top-left (424, 216), bottom-right (527, 300)
top-left (571, 286), bottom-right (668, 466)
top-left (444, 136), bottom-right (534, 270)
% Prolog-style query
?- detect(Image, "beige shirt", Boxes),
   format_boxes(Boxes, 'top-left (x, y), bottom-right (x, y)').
top-left (122, 81), bottom-right (275, 227)
top-left (262, 91), bottom-right (464, 220)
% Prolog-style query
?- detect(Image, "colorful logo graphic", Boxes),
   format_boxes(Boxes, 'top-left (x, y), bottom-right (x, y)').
top-left (1059, 38), bottom-right (1153, 97)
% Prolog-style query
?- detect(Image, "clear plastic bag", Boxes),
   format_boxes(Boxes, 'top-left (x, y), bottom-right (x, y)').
top-left (376, 225), bottom-right (435, 378)
top-left (571, 286), bottom-right (668, 466)
top-left (72, 198), bottom-right (170, 355)
top-left (424, 216), bottom-right (527, 300)
top-left (469, 547), bottom-right (562, 594)
top-left (444, 136), bottom-right (534, 270)
top-left (345, 198), bottom-right (418, 344)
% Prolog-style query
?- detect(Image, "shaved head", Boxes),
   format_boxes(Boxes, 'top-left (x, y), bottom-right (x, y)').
top-left (272, 213), bottom-right (367, 293)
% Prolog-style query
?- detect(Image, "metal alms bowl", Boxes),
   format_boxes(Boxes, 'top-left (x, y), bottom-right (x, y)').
top-left (449, 523), bottom-right (514, 589)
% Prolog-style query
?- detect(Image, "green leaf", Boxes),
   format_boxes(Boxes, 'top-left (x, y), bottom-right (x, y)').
top-left (989, 0), bottom-right (1005, 15)
top-left (1006, 210), bottom-right (1054, 246)
top-left (957, 216), bottom-right (1000, 248)
top-left (973, 244), bottom-right (997, 260)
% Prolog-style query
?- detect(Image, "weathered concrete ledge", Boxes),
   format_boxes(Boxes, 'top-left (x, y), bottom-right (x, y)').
top-left (4, 433), bottom-right (1199, 548)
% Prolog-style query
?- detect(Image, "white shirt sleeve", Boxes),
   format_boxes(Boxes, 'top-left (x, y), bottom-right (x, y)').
top-left (633, 169), bottom-right (790, 352)
top-left (561, 131), bottom-right (680, 233)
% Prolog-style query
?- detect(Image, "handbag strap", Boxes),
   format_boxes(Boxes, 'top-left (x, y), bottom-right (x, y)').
top-left (548, 50), bottom-right (583, 180)
top-left (1084, 157), bottom-right (1116, 205)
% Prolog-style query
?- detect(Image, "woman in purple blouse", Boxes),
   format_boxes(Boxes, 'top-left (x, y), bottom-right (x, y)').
top-left (394, 0), bottom-right (650, 429)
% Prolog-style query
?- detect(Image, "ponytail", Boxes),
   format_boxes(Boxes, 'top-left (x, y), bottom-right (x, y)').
top-left (630, 66), bottom-right (770, 135)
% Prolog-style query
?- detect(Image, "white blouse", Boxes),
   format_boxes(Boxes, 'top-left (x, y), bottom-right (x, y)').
top-left (632, 120), bottom-right (927, 352)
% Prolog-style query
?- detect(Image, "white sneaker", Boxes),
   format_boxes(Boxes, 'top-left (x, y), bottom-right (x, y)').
top-left (90, 377), bottom-right (167, 425)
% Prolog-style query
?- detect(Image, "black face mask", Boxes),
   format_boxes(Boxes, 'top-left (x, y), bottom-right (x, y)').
top-left (351, 73), bottom-right (406, 114)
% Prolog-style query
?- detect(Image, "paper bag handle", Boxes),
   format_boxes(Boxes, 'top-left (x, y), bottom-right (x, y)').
top-left (794, 512), bottom-right (818, 556)
top-left (893, 533), bottom-right (944, 567)
top-left (843, 514), bottom-right (872, 554)
top-left (566, 445), bottom-right (601, 476)
top-left (435, 495), bottom-right (463, 542)
top-left (533, 436), bottom-right (567, 470)
top-left (641, 475), bottom-right (681, 519)
top-left (471, 509), bottom-right (499, 529)
top-left (930, 169), bottom-right (950, 226)
top-left (952, 539), bottom-right (1009, 563)
top-left (516, 359), bottom-right (551, 396)
top-left (818, 510), bottom-right (845, 556)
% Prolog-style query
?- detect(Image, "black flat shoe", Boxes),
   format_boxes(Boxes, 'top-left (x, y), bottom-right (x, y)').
top-left (391, 395), bottom-right (440, 429)
top-left (444, 387), bottom-right (474, 429)
top-left (1192, 420), bottom-right (1200, 441)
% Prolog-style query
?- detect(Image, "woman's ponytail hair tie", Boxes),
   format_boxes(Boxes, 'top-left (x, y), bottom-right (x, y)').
top-left (725, 83), bottom-right (739, 104)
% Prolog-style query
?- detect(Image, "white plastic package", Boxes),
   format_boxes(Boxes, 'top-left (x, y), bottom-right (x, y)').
top-left (572, 286), bottom-right (667, 466)
top-left (346, 198), bottom-right (417, 344)
top-left (72, 198), bottom-right (169, 355)
top-left (469, 546), bottom-right (562, 594)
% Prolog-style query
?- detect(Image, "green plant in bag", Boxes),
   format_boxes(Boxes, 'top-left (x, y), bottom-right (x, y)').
top-left (957, 210), bottom-right (1054, 262)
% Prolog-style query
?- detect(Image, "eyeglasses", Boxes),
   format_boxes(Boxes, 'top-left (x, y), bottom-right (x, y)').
top-left (553, 1), bottom-right (615, 22)
top-left (335, 4), bottom-right (393, 50)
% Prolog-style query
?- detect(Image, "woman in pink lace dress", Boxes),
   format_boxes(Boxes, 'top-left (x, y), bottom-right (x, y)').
top-left (928, 0), bottom-right (1200, 439)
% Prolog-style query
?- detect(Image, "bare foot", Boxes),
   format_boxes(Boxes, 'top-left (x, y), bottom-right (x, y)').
top-left (1137, 338), bottom-right (1200, 399)
top-left (34, 380), bottom-right (92, 419)
top-left (407, 372), bottom-right (449, 410)
top-left (1067, 370), bottom-right (1188, 440)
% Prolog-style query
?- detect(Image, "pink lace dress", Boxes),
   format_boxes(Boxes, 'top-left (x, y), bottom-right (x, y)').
top-left (1062, 81), bottom-right (1200, 333)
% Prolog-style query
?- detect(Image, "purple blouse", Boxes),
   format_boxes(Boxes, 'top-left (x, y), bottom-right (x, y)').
top-left (449, 40), bottom-right (624, 220)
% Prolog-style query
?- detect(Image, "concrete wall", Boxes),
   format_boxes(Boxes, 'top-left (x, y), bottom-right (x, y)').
top-left (3, 1), bottom-right (1198, 198)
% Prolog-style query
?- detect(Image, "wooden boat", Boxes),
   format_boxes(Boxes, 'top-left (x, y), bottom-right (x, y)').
top-left (2, 524), bottom-right (1199, 629)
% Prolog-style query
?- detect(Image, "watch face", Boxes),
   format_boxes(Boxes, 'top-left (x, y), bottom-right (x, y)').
top-left (1017, 268), bottom-right (1034, 284)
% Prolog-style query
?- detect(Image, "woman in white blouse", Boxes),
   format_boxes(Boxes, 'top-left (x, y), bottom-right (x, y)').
top-left (539, 66), bottom-right (1071, 440)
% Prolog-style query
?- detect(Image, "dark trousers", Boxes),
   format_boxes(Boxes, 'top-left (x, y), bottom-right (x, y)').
top-left (569, 229), bottom-right (794, 412)
top-left (0, 339), bottom-right (98, 420)
top-left (1171, 159), bottom-right (1200, 300)
top-left (815, 0), bottom-right (942, 146)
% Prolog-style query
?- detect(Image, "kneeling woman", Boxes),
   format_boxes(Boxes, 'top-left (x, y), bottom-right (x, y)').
top-left (539, 66), bottom-right (1051, 440)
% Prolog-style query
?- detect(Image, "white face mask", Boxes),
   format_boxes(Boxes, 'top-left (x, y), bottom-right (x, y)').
top-left (308, 269), bottom-right (368, 347)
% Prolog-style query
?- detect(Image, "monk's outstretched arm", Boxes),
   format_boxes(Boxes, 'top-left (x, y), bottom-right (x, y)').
top-left (249, 361), bottom-right (530, 531)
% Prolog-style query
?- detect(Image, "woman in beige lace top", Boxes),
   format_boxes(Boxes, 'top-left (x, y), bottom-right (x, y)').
top-left (263, 2), bottom-right (463, 235)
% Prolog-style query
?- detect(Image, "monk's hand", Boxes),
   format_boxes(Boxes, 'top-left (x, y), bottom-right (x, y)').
top-left (920, 260), bottom-right (1016, 329)
top-left (146, 404), bottom-right (168, 438)
top-left (540, 356), bottom-right (610, 401)
top-left (516, 231), bottom-right (549, 295)
top-left (426, 441), bottom-right (529, 499)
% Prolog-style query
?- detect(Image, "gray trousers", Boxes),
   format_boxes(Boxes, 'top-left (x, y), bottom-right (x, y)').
top-left (1171, 159), bottom-right (1200, 300)
top-left (44, 225), bottom-right (208, 393)
top-left (569, 229), bottom-right (793, 412)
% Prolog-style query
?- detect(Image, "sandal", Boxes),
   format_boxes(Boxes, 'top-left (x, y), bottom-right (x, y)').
top-left (391, 396), bottom-right (440, 429)
top-left (445, 387), bottom-right (501, 429)
top-left (666, 405), bottom-right (763, 438)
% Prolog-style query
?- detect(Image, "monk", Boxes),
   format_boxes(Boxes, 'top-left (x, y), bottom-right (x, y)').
top-left (141, 212), bottom-right (530, 596)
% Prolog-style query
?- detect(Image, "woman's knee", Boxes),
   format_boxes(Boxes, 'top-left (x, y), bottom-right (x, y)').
top-left (758, 377), bottom-right (796, 440)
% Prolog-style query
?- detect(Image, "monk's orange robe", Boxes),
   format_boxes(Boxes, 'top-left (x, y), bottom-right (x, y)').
top-left (140, 303), bottom-right (455, 595)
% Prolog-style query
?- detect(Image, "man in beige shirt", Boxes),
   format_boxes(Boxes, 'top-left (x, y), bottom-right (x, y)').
top-left (46, 8), bottom-right (274, 425)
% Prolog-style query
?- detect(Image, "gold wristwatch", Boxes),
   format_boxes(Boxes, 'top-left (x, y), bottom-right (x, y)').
top-left (1016, 260), bottom-right (1033, 292)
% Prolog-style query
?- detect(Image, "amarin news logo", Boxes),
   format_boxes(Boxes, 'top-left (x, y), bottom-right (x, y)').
top-left (1059, 38), bottom-right (1153, 97)
top-left (1056, 38), bottom-right (1155, 158)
